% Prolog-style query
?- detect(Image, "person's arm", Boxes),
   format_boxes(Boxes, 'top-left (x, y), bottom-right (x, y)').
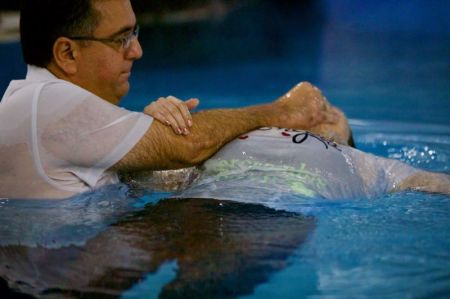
top-left (113, 82), bottom-right (339, 172)
top-left (351, 147), bottom-right (450, 196)
top-left (393, 171), bottom-right (450, 194)
top-left (306, 104), bottom-right (448, 194)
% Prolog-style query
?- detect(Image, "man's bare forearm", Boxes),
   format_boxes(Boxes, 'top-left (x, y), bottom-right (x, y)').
top-left (114, 82), bottom-right (339, 172)
top-left (114, 105), bottom-right (272, 171)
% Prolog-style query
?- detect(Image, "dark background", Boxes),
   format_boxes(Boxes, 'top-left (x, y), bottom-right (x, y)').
top-left (1, 0), bottom-right (449, 124)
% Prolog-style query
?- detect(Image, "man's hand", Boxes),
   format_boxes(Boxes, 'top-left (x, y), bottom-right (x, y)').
top-left (114, 82), bottom-right (345, 172)
top-left (144, 96), bottom-right (199, 135)
top-left (308, 107), bottom-right (352, 145)
top-left (269, 82), bottom-right (339, 130)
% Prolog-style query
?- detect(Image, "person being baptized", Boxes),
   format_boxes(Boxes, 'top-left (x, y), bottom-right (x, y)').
top-left (129, 106), bottom-right (449, 201)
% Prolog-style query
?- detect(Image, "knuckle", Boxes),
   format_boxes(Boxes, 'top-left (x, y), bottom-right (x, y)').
top-left (167, 95), bottom-right (180, 102)
top-left (167, 105), bottom-right (178, 113)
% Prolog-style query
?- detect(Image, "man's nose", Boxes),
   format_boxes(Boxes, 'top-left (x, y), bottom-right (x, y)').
top-left (126, 38), bottom-right (143, 60)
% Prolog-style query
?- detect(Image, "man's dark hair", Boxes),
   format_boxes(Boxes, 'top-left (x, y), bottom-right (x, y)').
top-left (20, 0), bottom-right (101, 67)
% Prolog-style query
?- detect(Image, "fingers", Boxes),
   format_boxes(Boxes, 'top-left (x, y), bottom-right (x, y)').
top-left (166, 96), bottom-right (193, 132)
top-left (308, 107), bottom-right (351, 145)
top-left (185, 98), bottom-right (200, 111)
top-left (144, 96), bottom-right (198, 135)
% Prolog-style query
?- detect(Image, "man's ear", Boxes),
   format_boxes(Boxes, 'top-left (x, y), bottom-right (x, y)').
top-left (52, 37), bottom-right (79, 75)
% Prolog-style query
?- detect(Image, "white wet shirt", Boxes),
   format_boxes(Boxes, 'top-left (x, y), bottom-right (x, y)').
top-left (179, 128), bottom-right (418, 201)
top-left (0, 65), bottom-right (152, 199)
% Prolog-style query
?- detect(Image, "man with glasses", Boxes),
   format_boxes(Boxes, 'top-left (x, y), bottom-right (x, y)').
top-left (68, 24), bottom-right (140, 52)
top-left (0, 0), bottom-right (343, 199)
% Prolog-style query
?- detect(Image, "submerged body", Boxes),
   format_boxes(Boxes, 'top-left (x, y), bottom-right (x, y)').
top-left (178, 128), bottom-right (421, 201)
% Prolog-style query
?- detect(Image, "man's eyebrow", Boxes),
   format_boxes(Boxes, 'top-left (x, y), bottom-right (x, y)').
top-left (110, 24), bottom-right (136, 37)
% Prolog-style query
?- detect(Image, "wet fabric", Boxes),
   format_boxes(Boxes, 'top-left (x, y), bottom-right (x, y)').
top-left (0, 66), bottom-right (152, 199)
top-left (178, 128), bottom-right (419, 201)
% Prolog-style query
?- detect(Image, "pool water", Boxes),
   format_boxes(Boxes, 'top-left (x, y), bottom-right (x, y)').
top-left (1, 1), bottom-right (449, 298)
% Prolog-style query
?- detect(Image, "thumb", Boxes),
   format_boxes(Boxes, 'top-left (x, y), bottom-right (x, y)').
top-left (185, 98), bottom-right (200, 111)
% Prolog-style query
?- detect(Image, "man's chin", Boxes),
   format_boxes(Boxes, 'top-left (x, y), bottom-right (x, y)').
top-left (116, 83), bottom-right (130, 102)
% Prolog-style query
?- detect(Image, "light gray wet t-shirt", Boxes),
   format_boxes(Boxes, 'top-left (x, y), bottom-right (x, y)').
top-left (0, 66), bottom-right (152, 199)
top-left (178, 128), bottom-right (418, 200)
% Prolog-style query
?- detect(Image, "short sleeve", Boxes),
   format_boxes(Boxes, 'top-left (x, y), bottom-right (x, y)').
top-left (36, 81), bottom-right (153, 188)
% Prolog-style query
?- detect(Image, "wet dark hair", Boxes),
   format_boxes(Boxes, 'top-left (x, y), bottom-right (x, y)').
top-left (20, 0), bottom-right (101, 67)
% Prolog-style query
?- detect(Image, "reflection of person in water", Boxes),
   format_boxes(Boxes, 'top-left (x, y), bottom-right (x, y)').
top-left (0, 198), bottom-right (315, 298)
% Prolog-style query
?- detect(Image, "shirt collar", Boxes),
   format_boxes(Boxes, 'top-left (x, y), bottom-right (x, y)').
top-left (25, 65), bottom-right (58, 81)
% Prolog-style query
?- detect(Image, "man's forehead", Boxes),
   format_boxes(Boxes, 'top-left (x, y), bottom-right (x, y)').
top-left (92, 0), bottom-right (136, 33)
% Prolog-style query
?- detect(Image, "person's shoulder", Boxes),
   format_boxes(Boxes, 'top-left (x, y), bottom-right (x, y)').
top-left (41, 78), bottom-right (110, 107)
top-left (43, 78), bottom-right (89, 95)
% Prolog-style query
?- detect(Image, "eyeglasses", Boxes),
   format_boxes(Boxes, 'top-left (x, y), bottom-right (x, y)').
top-left (68, 25), bottom-right (140, 50)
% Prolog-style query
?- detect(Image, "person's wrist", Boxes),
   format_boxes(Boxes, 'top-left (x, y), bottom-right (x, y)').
top-left (255, 103), bottom-right (277, 127)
